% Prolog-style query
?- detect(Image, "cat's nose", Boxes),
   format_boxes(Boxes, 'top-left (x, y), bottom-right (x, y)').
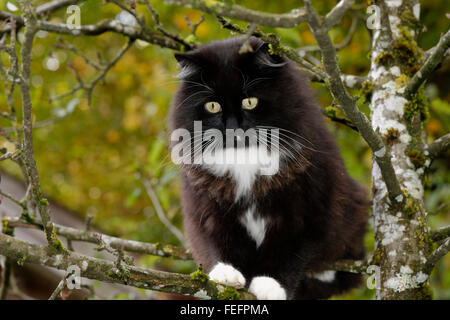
top-left (225, 116), bottom-right (239, 130)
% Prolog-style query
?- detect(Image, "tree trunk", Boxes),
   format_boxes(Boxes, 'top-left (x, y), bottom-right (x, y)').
top-left (369, 0), bottom-right (432, 299)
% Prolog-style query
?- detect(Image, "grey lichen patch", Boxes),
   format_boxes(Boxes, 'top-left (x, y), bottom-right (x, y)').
top-left (384, 266), bottom-right (429, 293)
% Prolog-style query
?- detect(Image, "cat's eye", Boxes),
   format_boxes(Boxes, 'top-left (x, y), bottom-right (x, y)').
top-left (204, 101), bottom-right (221, 114)
top-left (242, 97), bottom-right (258, 110)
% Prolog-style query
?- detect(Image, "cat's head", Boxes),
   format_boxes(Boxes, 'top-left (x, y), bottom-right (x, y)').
top-left (170, 37), bottom-right (306, 133)
top-left (169, 37), bottom-right (320, 174)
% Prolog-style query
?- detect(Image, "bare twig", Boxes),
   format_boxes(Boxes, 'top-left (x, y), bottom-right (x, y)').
top-left (185, 13), bottom-right (205, 36)
top-left (142, 178), bottom-right (185, 244)
top-left (50, 39), bottom-right (135, 106)
top-left (144, 0), bottom-right (193, 49)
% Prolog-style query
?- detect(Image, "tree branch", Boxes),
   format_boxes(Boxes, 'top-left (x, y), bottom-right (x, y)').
top-left (0, 13), bottom-right (183, 51)
top-left (431, 225), bottom-right (450, 242)
top-left (304, 0), bottom-right (403, 203)
top-left (323, 0), bottom-right (354, 31)
top-left (425, 133), bottom-right (450, 160)
top-left (4, 216), bottom-right (192, 260)
top-left (18, 0), bottom-right (61, 250)
top-left (331, 259), bottom-right (370, 274)
top-left (0, 232), bottom-right (255, 299)
top-left (3, 215), bottom-right (370, 275)
top-left (404, 29), bottom-right (450, 98)
top-left (36, 0), bottom-right (83, 16)
top-left (424, 237), bottom-right (450, 274)
top-left (164, 0), bottom-right (307, 28)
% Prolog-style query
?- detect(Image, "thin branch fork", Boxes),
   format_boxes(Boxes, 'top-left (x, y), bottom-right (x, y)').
top-left (404, 29), bottom-right (450, 98)
top-left (303, 0), bottom-right (403, 202)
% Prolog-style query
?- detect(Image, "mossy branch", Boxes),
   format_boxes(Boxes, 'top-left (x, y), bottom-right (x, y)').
top-left (0, 232), bottom-right (255, 300)
top-left (303, 0), bottom-right (403, 203)
top-left (424, 238), bottom-right (450, 274)
top-left (404, 29), bottom-right (450, 98)
top-left (3, 216), bottom-right (192, 260)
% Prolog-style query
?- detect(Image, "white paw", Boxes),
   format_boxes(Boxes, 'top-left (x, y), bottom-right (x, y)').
top-left (248, 276), bottom-right (287, 300)
top-left (209, 262), bottom-right (246, 288)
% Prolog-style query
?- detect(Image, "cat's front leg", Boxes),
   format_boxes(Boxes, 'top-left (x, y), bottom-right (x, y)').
top-left (208, 262), bottom-right (246, 289)
top-left (248, 276), bottom-right (287, 300)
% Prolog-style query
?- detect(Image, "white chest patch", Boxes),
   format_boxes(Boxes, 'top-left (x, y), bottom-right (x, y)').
top-left (201, 146), bottom-right (280, 201)
top-left (239, 205), bottom-right (267, 247)
top-left (310, 270), bottom-right (336, 283)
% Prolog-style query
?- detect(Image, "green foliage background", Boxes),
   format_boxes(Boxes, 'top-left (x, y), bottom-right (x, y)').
top-left (0, 0), bottom-right (448, 299)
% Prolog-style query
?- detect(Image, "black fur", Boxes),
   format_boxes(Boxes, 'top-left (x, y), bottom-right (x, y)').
top-left (169, 37), bottom-right (369, 299)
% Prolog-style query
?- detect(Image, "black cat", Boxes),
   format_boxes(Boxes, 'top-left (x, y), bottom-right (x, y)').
top-left (169, 37), bottom-right (368, 300)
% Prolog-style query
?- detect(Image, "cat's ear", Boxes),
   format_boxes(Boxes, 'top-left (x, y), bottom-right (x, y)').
top-left (174, 52), bottom-right (201, 79)
top-left (253, 42), bottom-right (286, 68)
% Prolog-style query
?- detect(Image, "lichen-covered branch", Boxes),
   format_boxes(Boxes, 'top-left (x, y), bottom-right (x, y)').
top-left (0, 13), bottom-right (182, 51)
top-left (404, 29), bottom-right (450, 98)
top-left (3, 215), bottom-right (371, 275)
top-left (323, 0), bottom-right (354, 30)
top-left (424, 238), bottom-right (450, 274)
top-left (0, 232), bottom-right (255, 300)
top-left (304, 0), bottom-right (403, 202)
top-left (330, 259), bottom-right (370, 274)
top-left (4, 216), bottom-right (192, 260)
top-left (164, 0), bottom-right (307, 28)
top-left (18, 0), bottom-right (62, 250)
top-left (426, 133), bottom-right (450, 160)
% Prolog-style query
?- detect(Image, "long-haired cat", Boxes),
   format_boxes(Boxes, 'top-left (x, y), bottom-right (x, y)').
top-left (169, 37), bottom-right (368, 300)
